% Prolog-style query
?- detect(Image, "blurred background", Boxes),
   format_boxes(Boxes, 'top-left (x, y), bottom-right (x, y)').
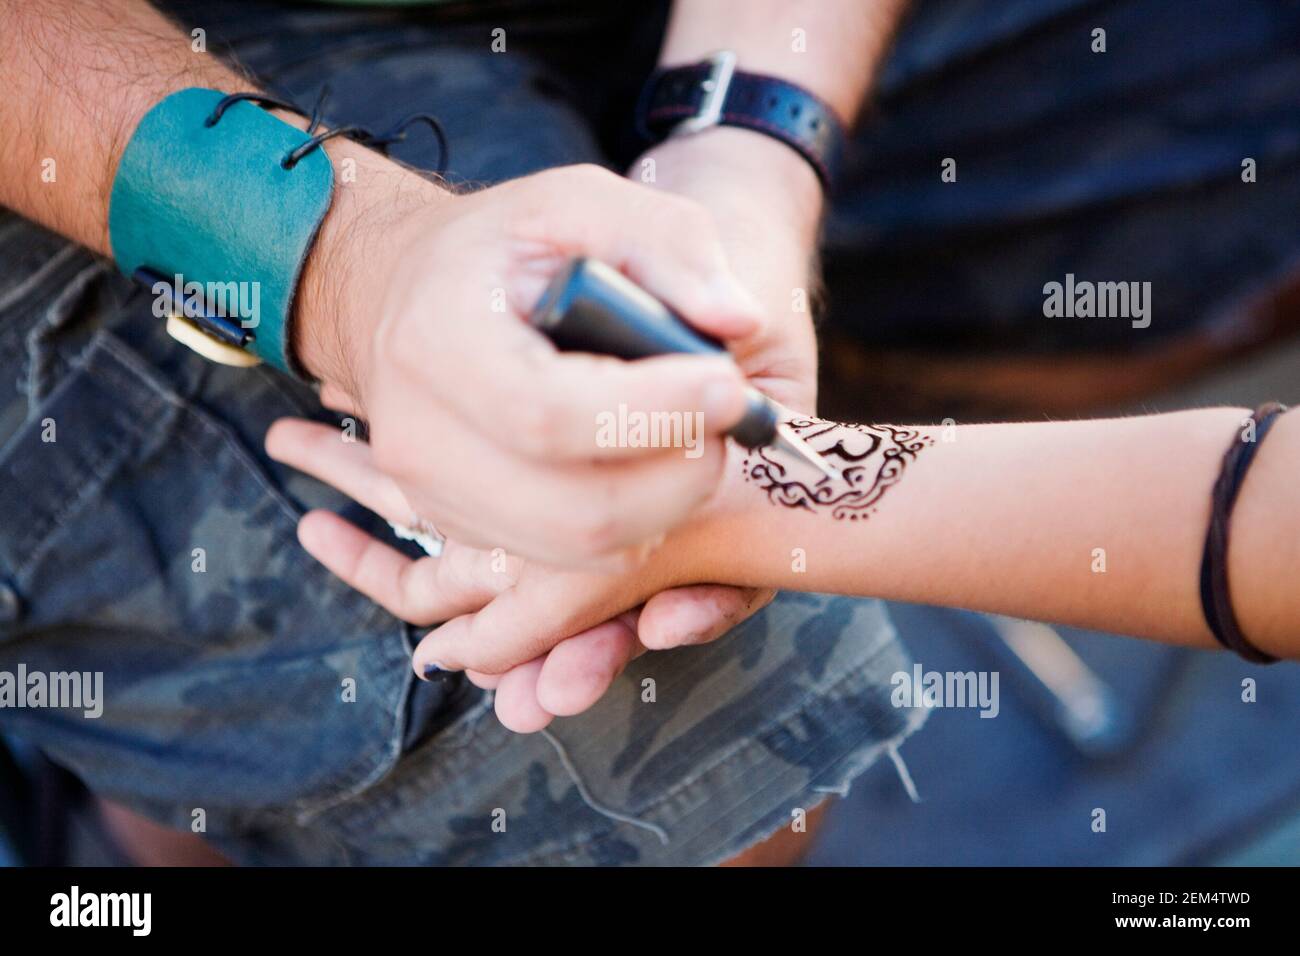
top-left (801, 0), bottom-right (1300, 865)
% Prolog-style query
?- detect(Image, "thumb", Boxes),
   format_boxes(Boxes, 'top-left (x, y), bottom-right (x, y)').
top-left (508, 169), bottom-right (767, 343)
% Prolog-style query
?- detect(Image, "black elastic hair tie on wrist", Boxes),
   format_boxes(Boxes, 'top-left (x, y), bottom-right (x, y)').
top-left (1199, 401), bottom-right (1289, 663)
top-left (205, 87), bottom-right (449, 175)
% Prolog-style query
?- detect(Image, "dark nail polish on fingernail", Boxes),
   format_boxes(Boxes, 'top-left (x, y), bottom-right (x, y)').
top-left (421, 662), bottom-right (442, 681)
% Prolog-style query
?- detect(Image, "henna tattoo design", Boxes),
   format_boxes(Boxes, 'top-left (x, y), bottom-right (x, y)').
top-left (743, 418), bottom-right (933, 521)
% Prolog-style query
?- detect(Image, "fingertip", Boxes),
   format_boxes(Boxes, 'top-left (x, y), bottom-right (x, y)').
top-left (534, 682), bottom-right (587, 718)
top-left (536, 621), bottom-right (636, 716)
top-left (494, 660), bottom-right (553, 733)
top-left (700, 377), bottom-right (748, 434)
top-left (634, 619), bottom-right (674, 651)
top-left (296, 509), bottom-right (334, 554)
top-left (412, 656), bottom-right (445, 683)
top-left (264, 418), bottom-right (294, 460)
top-left (638, 586), bottom-right (727, 650)
top-left (643, 355), bottom-right (747, 433)
top-left (413, 617), bottom-right (471, 676)
top-left (411, 631), bottom-right (449, 677)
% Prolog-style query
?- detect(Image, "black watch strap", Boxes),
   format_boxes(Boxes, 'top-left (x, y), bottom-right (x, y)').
top-left (638, 52), bottom-right (846, 190)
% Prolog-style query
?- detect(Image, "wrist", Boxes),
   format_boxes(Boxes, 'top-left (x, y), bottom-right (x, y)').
top-left (656, 447), bottom-right (779, 589)
top-left (637, 127), bottom-right (823, 246)
top-left (293, 140), bottom-right (450, 387)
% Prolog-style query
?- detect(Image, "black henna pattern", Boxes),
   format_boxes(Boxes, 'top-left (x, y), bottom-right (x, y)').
top-left (742, 418), bottom-right (933, 521)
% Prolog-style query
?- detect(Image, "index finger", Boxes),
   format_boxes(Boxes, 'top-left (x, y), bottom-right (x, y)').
top-left (411, 571), bottom-right (632, 675)
top-left (425, 309), bottom-right (750, 461)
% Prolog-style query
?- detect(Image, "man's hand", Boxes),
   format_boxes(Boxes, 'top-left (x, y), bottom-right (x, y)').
top-left (295, 159), bottom-right (768, 567)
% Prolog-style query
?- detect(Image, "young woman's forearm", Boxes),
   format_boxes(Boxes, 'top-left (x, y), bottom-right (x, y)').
top-left (405, 406), bottom-right (1297, 675)
top-left (697, 407), bottom-right (1294, 655)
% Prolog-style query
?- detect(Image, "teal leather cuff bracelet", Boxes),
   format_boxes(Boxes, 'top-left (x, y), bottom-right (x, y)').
top-left (108, 87), bottom-right (334, 375)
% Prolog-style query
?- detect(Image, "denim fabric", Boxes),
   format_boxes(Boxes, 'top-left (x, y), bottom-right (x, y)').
top-left (807, 605), bottom-right (1300, 866)
top-left (0, 233), bottom-right (420, 829)
top-left (220, 595), bottom-right (921, 866)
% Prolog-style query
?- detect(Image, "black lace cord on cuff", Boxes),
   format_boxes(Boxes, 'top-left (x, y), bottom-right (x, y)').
top-left (204, 88), bottom-right (449, 175)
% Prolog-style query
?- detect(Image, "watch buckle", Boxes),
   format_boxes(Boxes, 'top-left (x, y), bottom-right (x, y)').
top-left (672, 50), bottom-right (737, 136)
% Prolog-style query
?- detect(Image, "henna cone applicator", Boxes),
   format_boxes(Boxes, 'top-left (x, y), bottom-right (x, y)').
top-left (529, 257), bottom-right (841, 481)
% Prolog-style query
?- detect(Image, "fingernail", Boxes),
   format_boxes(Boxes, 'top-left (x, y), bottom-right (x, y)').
top-left (420, 661), bottom-right (443, 681)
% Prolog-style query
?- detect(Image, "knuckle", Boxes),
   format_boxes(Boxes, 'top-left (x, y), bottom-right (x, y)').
top-left (535, 163), bottom-right (618, 197)
top-left (436, 547), bottom-right (473, 594)
top-left (511, 398), bottom-right (564, 457)
top-left (566, 162), bottom-right (620, 187)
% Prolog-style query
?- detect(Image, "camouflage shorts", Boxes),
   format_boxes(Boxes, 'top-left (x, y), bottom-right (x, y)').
top-left (0, 236), bottom-right (921, 863)
top-left (0, 1), bottom-right (926, 865)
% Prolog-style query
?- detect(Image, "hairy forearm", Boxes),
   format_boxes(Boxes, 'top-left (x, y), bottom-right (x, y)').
top-left (0, 0), bottom-right (244, 253)
top-left (686, 408), bottom-right (1297, 657)
top-left (0, 0), bottom-right (448, 387)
